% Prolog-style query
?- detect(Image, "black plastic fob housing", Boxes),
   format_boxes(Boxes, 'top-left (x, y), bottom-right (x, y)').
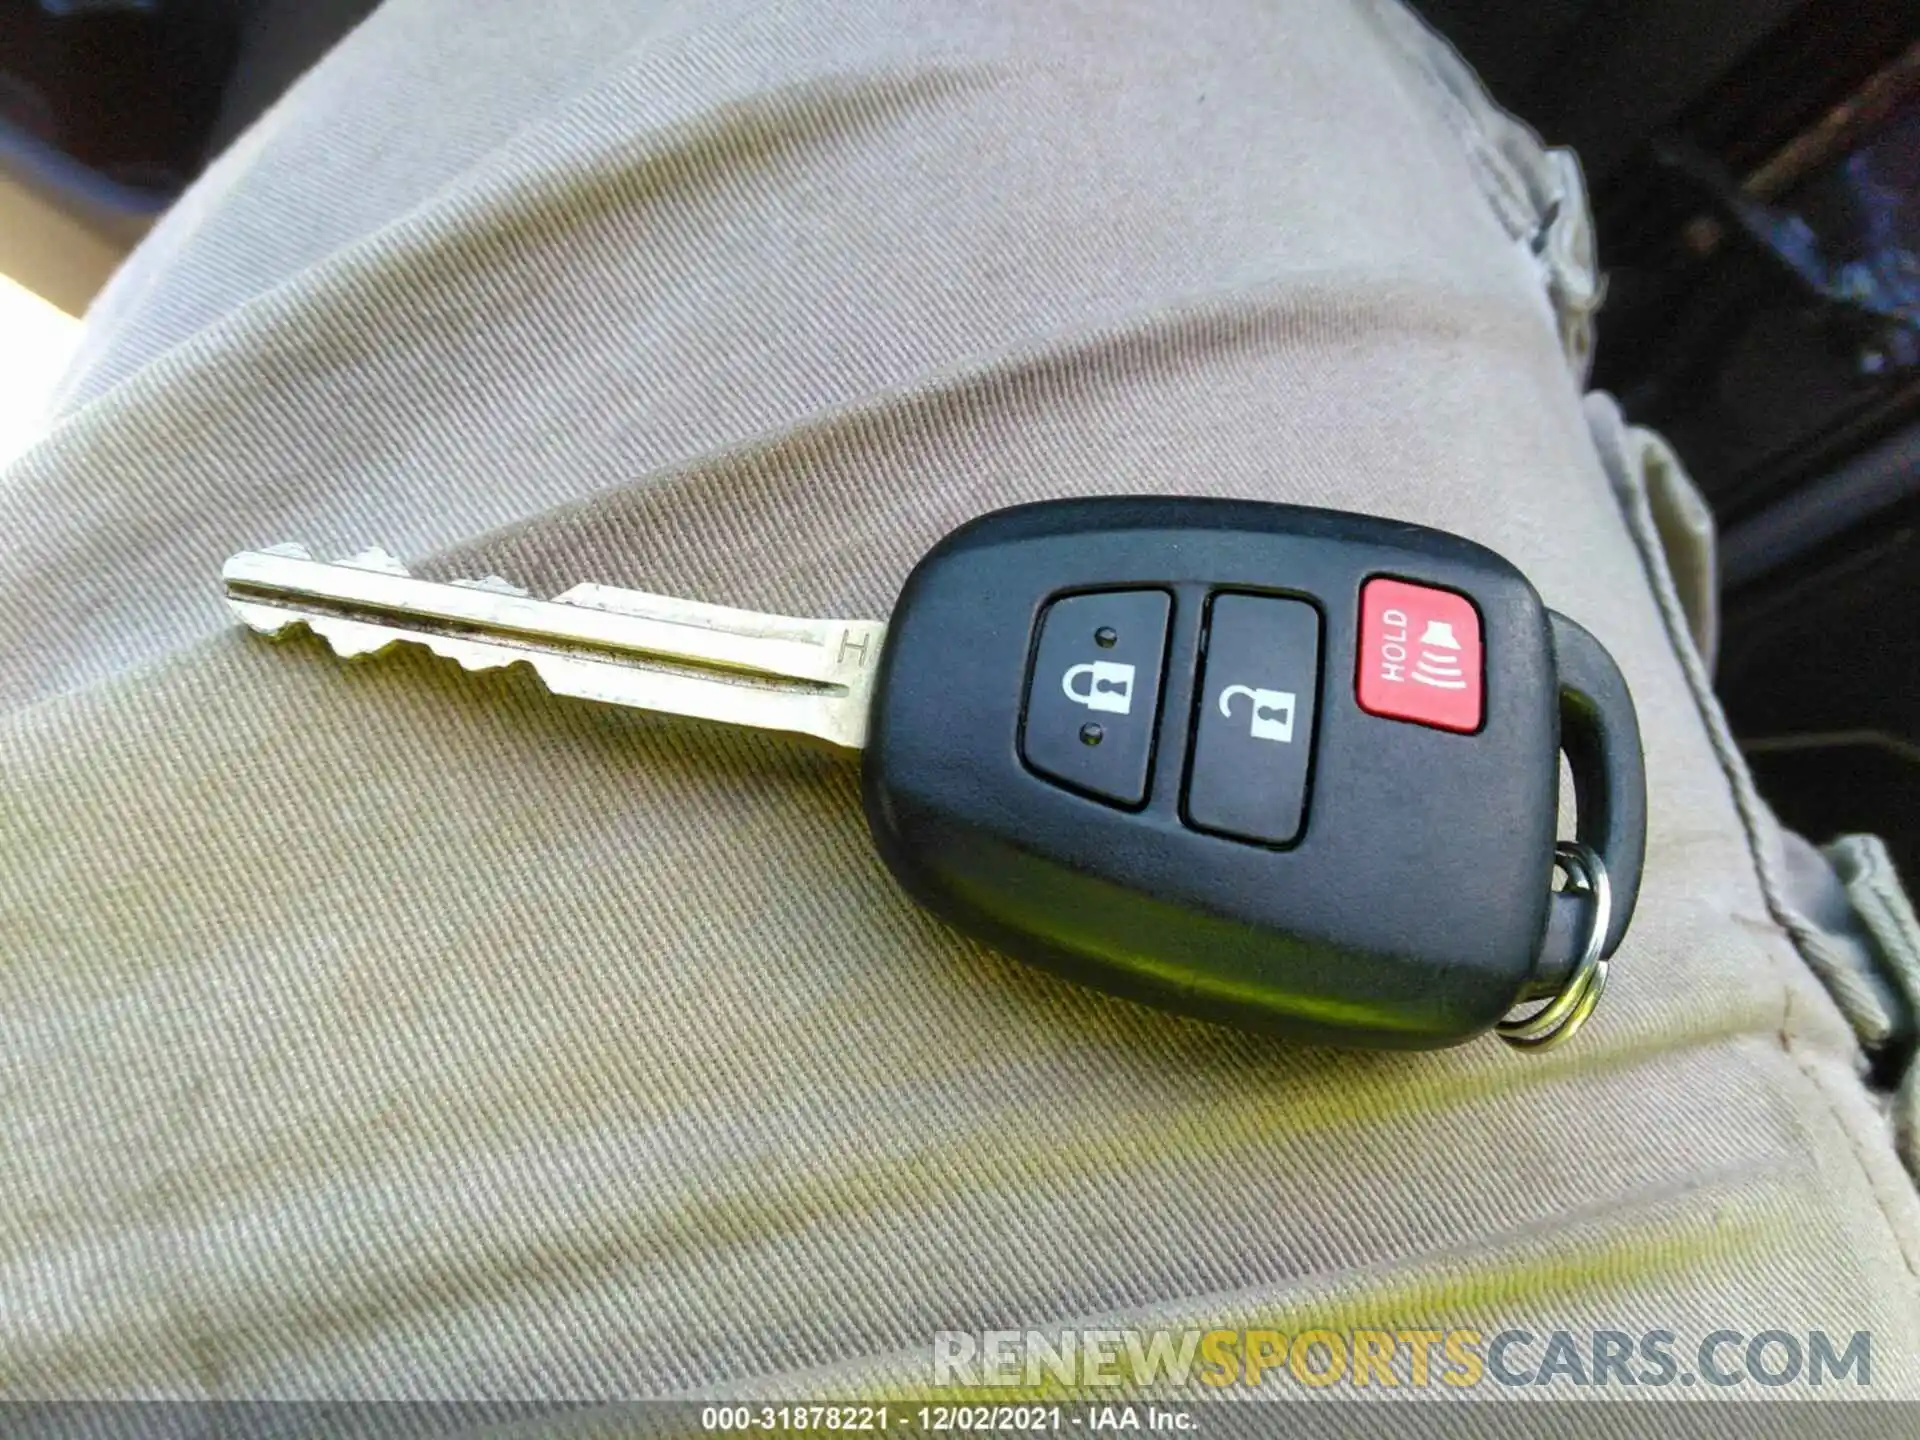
top-left (861, 497), bottom-right (1646, 1050)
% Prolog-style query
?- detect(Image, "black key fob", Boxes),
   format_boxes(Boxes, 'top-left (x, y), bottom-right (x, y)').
top-left (862, 497), bottom-right (1646, 1050)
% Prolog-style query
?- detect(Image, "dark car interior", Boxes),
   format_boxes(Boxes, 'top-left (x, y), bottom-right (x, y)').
top-left (3, 0), bottom-right (1915, 880)
top-left (1424, 0), bottom-right (1918, 883)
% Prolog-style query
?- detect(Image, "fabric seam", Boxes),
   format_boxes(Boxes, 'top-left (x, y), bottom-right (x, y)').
top-left (1599, 406), bottom-right (1920, 1259)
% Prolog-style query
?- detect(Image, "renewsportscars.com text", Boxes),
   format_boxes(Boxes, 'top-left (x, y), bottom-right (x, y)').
top-left (932, 1327), bottom-right (1872, 1391)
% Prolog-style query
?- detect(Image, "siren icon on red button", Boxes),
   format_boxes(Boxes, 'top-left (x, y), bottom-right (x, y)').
top-left (1357, 578), bottom-right (1483, 732)
top-left (1412, 619), bottom-right (1466, 688)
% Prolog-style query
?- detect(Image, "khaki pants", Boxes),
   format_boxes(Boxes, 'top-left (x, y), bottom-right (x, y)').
top-left (4, 0), bottom-right (1917, 1411)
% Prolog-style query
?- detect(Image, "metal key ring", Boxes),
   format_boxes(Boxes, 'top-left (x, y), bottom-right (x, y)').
top-left (1497, 841), bottom-right (1613, 1051)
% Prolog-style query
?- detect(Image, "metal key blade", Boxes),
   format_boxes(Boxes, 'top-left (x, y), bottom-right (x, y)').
top-left (222, 545), bottom-right (886, 749)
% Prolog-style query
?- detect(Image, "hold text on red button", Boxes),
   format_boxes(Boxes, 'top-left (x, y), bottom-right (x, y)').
top-left (1356, 578), bottom-right (1483, 732)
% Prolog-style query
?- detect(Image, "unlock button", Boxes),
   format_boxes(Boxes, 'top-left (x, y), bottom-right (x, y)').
top-left (1185, 594), bottom-right (1321, 845)
top-left (1022, 590), bottom-right (1171, 807)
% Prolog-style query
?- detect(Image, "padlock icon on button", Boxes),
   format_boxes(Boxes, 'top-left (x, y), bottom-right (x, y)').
top-left (1062, 661), bottom-right (1136, 715)
top-left (1219, 684), bottom-right (1296, 743)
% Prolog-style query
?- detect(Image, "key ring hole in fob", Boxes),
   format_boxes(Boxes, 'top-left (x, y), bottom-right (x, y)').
top-left (1526, 611), bottom-right (1647, 999)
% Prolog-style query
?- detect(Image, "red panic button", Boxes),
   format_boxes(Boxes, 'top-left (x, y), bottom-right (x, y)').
top-left (1356, 578), bottom-right (1483, 733)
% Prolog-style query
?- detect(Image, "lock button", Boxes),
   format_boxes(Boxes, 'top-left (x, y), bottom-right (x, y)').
top-left (1021, 589), bottom-right (1171, 807)
top-left (1184, 593), bottom-right (1321, 845)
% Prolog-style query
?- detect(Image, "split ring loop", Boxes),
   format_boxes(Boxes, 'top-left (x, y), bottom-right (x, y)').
top-left (1498, 841), bottom-right (1613, 1052)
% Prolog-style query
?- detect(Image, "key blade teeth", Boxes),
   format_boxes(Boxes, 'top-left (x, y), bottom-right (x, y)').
top-left (319, 620), bottom-right (519, 673)
top-left (223, 542), bottom-right (410, 584)
top-left (222, 545), bottom-right (524, 674)
top-left (419, 634), bottom-right (517, 673)
top-left (227, 595), bottom-right (403, 661)
top-left (550, 581), bottom-right (693, 617)
top-left (550, 581), bottom-right (609, 608)
top-left (227, 598), bottom-right (307, 638)
top-left (338, 546), bottom-right (412, 576)
top-left (450, 575), bottom-right (530, 597)
top-left (232, 602), bottom-right (520, 675)
top-left (308, 616), bottom-right (405, 659)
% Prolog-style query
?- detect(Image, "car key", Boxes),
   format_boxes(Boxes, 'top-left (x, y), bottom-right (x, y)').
top-left (222, 496), bottom-right (1645, 1052)
top-left (222, 542), bottom-right (887, 747)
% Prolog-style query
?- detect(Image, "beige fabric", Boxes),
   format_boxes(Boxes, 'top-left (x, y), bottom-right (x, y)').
top-left (1823, 834), bottom-right (1920, 1176)
top-left (3, 0), bottom-right (1918, 1407)
top-left (1598, 407), bottom-right (1720, 670)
